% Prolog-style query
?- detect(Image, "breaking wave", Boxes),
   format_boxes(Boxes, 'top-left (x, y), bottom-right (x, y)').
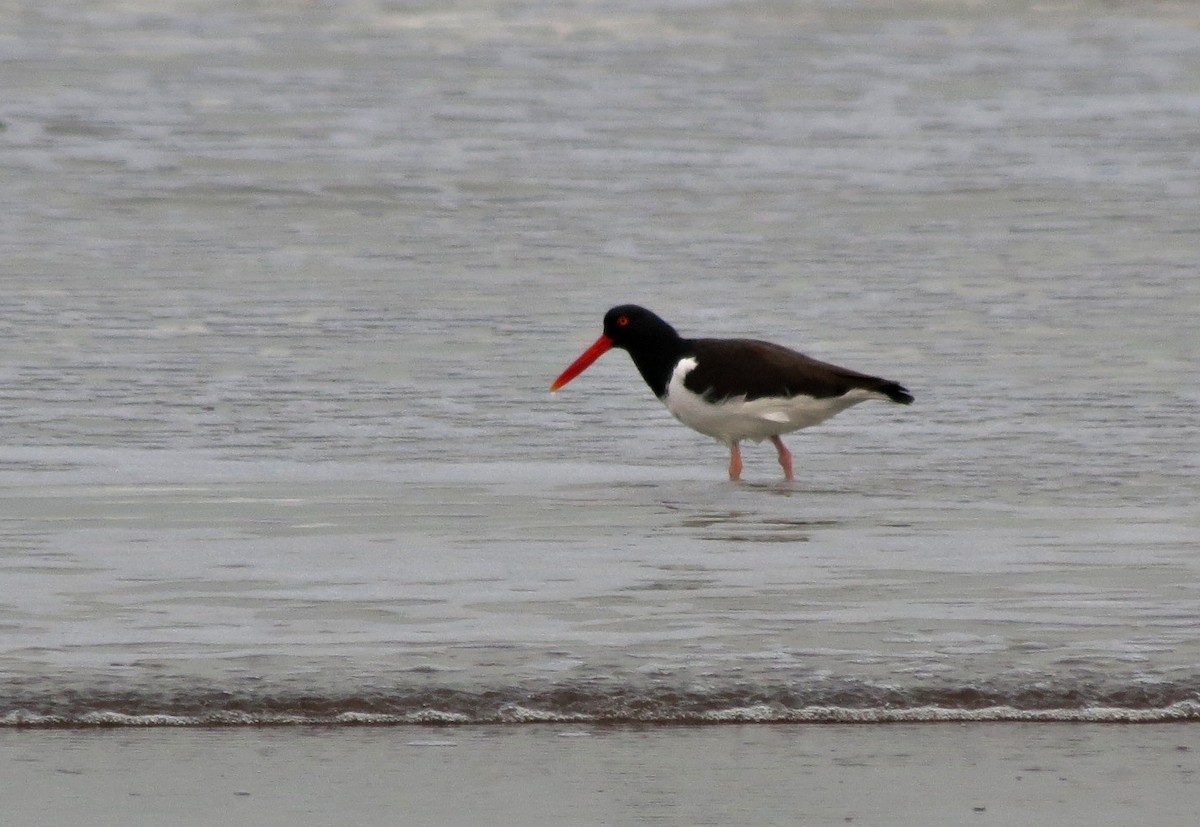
top-left (4, 679), bottom-right (1199, 728)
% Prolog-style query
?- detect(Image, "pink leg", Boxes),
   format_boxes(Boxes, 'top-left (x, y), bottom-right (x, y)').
top-left (727, 441), bottom-right (743, 482)
top-left (771, 435), bottom-right (794, 482)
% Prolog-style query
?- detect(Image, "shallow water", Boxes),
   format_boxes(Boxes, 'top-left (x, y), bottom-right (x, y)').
top-left (2, 0), bottom-right (1199, 725)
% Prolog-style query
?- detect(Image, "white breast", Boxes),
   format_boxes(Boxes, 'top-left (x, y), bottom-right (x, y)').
top-left (662, 357), bottom-right (883, 445)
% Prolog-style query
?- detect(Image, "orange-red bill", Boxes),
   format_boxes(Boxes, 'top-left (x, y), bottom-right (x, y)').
top-left (550, 334), bottom-right (614, 391)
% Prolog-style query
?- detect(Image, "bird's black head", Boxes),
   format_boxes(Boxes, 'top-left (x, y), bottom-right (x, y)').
top-left (600, 305), bottom-right (686, 398)
top-left (602, 305), bottom-right (682, 353)
top-left (551, 305), bottom-right (687, 398)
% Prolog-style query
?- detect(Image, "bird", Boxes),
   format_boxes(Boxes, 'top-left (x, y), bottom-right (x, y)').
top-left (550, 304), bottom-right (913, 482)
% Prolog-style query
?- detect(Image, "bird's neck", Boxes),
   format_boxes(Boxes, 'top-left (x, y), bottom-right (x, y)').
top-left (626, 336), bottom-right (690, 399)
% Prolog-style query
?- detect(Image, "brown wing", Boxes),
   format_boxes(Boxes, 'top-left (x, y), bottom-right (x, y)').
top-left (684, 338), bottom-right (913, 404)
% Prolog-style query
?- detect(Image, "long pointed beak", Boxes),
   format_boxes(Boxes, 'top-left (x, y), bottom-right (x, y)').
top-left (550, 334), bottom-right (614, 391)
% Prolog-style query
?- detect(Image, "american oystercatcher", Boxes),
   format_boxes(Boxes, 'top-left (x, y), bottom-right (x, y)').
top-left (550, 305), bottom-right (914, 481)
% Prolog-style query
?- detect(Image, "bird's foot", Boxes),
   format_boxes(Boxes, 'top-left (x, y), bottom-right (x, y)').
top-left (727, 442), bottom-right (743, 482)
top-left (771, 435), bottom-right (795, 482)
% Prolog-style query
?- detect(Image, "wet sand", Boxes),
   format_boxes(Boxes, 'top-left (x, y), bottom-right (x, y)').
top-left (5, 723), bottom-right (1196, 826)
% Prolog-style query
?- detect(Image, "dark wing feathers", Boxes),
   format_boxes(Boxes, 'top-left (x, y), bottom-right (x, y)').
top-left (684, 339), bottom-right (913, 404)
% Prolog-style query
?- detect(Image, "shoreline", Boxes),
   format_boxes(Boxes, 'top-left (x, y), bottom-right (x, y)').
top-left (5, 722), bottom-right (1197, 826)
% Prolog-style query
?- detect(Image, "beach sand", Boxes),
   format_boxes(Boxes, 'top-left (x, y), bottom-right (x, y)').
top-left (4, 723), bottom-right (1196, 826)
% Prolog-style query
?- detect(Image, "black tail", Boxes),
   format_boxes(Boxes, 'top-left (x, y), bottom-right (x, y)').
top-left (879, 380), bottom-right (914, 405)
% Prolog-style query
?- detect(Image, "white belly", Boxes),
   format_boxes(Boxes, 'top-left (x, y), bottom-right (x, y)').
top-left (663, 357), bottom-right (882, 445)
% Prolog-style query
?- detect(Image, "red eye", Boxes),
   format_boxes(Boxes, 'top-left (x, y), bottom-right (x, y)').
top-left (617, 315), bottom-right (629, 327)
